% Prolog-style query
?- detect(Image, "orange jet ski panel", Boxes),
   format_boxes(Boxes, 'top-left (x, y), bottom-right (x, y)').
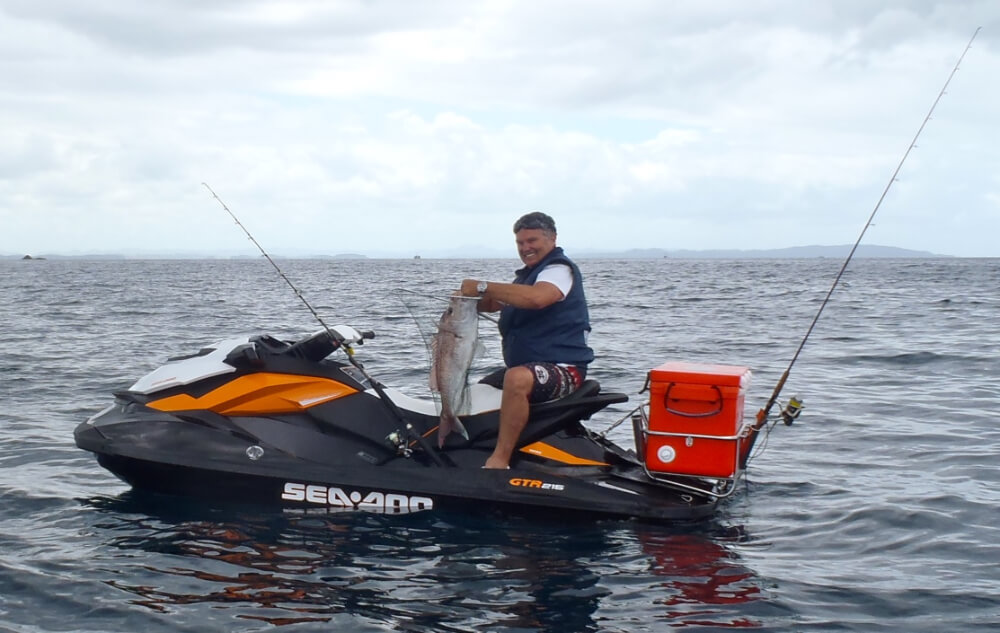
top-left (148, 372), bottom-right (358, 415)
top-left (519, 441), bottom-right (609, 466)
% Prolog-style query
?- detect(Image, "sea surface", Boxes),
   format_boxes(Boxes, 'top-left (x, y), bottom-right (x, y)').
top-left (1, 256), bottom-right (998, 632)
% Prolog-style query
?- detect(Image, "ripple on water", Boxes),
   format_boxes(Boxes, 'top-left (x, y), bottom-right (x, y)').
top-left (2, 258), bottom-right (999, 631)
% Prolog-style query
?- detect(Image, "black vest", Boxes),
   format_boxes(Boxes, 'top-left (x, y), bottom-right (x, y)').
top-left (497, 247), bottom-right (594, 368)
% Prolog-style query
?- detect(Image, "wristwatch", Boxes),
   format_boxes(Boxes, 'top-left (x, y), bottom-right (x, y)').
top-left (476, 280), bottom-right (488, 295)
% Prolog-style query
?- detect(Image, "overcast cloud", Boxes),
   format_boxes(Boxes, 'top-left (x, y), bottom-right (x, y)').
top-left (1, 1), bottom-right (997, 257)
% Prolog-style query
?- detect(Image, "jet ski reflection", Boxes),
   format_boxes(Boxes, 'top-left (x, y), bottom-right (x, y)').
top-left (85, 493), bottom-right (765, 630)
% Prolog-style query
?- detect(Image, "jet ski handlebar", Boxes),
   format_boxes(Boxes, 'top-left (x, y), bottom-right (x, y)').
top-left (329, 325), bottom-right (375, 346)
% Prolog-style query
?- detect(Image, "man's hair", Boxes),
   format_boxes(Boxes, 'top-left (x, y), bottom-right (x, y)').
top-left (513, 211), bottom-right (557, 236)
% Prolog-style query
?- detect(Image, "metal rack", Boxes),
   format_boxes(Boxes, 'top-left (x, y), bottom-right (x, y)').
top-left (631, 403), bottom-right (752, 500)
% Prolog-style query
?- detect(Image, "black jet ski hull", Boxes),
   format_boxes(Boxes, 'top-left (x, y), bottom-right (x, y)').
top-left (86, 451), bottom-right (717, 521)
top-left (75, 414), bottom-right (717, 522)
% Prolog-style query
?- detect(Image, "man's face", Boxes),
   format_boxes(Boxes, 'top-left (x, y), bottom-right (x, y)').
top-left (515, 228), bottom-right (556, 267)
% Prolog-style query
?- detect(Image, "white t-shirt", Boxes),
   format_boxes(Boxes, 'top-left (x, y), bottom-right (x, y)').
top-left (535, 263), bottom-right (573, 300)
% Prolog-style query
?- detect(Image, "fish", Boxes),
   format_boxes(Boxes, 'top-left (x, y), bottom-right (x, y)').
top-left (430, 295), bottom-right (481, 447)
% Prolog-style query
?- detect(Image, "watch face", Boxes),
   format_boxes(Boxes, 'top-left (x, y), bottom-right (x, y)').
top-left (477, 281), bottom-right (488, 293)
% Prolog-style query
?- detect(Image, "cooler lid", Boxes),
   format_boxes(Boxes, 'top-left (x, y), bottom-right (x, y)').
top-left (650, 361), bottom-right (751, 387)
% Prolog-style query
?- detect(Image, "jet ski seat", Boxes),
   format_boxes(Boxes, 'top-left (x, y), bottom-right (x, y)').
top-left (521, 379), bottom-right (628, 442)
top-left (248, 332), bottom-right (339, 362)
top-left (468, 379), bottom-right (628, 448)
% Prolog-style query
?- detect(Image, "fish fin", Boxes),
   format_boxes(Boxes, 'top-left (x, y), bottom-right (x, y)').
top-left (455, 417), bottom-right (469, 441)
top-left (429, 333), bottom-right (440, 392)
top-left (456, 384), bottom-right (466, 405)
top-left (473, 339), bottom-right (487, 358)
top-left (437, 414), bottom-right (470, 447)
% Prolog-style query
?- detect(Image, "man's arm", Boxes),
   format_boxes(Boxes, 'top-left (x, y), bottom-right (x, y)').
top-left (460, 278), bottom-right (563, 313)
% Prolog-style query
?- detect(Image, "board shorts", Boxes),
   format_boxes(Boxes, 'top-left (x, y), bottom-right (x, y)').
top-left (479, 363), bottom-right (586, 403)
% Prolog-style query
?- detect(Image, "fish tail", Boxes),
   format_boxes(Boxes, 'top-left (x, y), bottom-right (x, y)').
top-left (437, 413), bottom-right (470, 448)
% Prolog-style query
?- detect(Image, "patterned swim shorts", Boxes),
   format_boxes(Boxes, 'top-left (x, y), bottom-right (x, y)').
top-left (479, 363), bottom-right (585, 403)
top-left (524, 362), bottom-right (584, 402)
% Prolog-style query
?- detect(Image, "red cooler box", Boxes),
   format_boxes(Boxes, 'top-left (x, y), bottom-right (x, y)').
top-left (644, 362), bottom-right (751, 478)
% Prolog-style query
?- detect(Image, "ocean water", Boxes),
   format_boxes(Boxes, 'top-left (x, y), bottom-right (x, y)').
top-left (1, 256), bottom-right (998, 632)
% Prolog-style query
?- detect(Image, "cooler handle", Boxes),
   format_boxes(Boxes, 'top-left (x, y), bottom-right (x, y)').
top-left (662, 382), bottom-right (724, 418)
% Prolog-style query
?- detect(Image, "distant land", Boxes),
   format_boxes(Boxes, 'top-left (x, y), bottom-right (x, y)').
top-left (3, 244), bottom-right (953, 260)
top-left (577, 244), bottom-right (950, 259)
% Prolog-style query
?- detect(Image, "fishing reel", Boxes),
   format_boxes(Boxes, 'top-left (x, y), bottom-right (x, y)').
top-left (779, 396), bottom-right (804, 426)
top-left (385, 430), bottom-right (413, 457)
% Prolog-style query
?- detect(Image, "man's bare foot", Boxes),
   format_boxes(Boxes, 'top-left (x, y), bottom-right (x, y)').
top-left (483, 455), bottom-right (510, 469)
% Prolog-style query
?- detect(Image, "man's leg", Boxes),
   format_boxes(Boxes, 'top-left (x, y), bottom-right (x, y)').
top-left (483, 366), bottom-right (534, 469)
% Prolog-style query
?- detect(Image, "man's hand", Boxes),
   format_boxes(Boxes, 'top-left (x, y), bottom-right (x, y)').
top-left (460, 279), bottom-right (483, 297)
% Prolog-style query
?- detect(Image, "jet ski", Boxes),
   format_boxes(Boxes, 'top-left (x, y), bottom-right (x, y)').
top-left (75, 325), bottom-right (778, 522)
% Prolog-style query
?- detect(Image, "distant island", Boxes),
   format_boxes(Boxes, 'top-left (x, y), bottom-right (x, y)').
top-left (1, 245), bottom-right (953, 260)
top-left (577, 244), bottom-right (948, 259)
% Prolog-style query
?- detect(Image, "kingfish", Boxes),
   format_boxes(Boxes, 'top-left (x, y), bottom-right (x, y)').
top-left (430, 295), bottom-right (481, 447)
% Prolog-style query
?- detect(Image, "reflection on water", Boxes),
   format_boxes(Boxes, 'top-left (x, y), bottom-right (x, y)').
top-left (84, 493), bottom-right (763, 631)
top-left (636, 527), bottom-right (763, 628)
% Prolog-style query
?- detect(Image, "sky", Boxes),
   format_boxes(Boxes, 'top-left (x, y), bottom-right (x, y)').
top-left (1, 1), bottom-right (998, 258)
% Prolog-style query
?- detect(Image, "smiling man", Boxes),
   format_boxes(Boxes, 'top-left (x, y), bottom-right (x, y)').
top-left (461, 211), bottom-right (594, 469)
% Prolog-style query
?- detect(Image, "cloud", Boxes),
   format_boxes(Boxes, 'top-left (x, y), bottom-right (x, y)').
top-left (1, 1), bottom-right (998, 257)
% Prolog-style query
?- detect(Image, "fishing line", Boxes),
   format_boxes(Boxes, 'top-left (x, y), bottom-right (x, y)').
top-left (751, 26), bottom-right (981, 433)
top-left (395, 287), bottom-right (500, 324)
top-left (202, 182), bottom-right (450, 466)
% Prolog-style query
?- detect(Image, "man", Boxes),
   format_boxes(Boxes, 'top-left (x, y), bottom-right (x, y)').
top-left (460, 211), bottom-right (594, 469)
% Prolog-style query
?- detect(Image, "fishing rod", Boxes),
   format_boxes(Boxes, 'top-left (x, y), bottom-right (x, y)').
top-left (202, 182), bottom-right (450, 466)
top-left (202, 182), bottom-right (339, 337)
top-left (747, 27), bottom-right (981, 449)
